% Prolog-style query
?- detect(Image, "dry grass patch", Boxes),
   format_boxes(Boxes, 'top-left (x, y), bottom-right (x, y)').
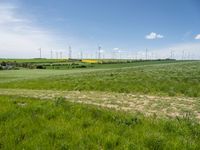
top-left (0, 88), bottom-right (200, 120)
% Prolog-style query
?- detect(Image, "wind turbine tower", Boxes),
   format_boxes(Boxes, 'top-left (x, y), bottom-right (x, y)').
top-left (170, 50), bottom-right (174, 59)
top-left (68, 46), bottom-right (72, 59)
top-left (145, 48), bottom-right (148, 60)
top-left (60, 52), bottom-right (63, 59)
top-left (98, 46), bottom-right (101, 59)
top-left (51, 50), bottom-right (53, 59)
top-left (38, 48), bottom-right (42, 58)
top-left (80, 51), bottom-right (83, 59)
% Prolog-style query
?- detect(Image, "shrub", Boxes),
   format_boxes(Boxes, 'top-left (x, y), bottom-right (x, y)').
top-left (36, 65), bottom-right (46, 69)
top-left (0, 61), bottom-right (6, 66)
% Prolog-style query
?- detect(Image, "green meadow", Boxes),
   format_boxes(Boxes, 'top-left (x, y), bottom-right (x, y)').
top-left (1, 96), bottom-right (200, 149)
top-left (0, 60), bottom-right (200, 149)
top-left (1, 61), bottom-right (199, 97)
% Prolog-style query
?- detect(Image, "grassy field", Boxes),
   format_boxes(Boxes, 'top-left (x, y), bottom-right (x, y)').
top-left (1, 61), bottom-right (199, 97)
top-left (0, 58), bottom-right (178, 70)
top-left (0, 58), bottom-right (67, 63)
top-left (0, 60), bottom-right (200, 149)
top-left (1, 95), bottom-right (200, 149)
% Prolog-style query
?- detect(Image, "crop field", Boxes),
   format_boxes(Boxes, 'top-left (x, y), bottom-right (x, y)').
top-left (0, 58), bottom-right (67, 63)
top-left (1, 60), bottom-right (199, 97)
top-left (0, 60), bottom-right (200, 149)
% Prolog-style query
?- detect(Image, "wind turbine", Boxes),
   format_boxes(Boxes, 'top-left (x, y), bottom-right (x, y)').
top-left (38, 48), bottom-right (42, 58)
top-left (68, 46), bottom-right (72, 59)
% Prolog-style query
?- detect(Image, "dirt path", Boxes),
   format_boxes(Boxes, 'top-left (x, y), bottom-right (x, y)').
top-left (0, 88), bottom-right (200, 120)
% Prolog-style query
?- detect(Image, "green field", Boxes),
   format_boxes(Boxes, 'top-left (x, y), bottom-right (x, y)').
top-left (0, 60), bottom-right (200, 149)
top-left (1, 61), bottom-right (199, 97)
top-left (1, 95), bottom-right (200, 149)
top-left (0, 58), bottom-right (67, 63)
top-left (0, 58), bottom-right (178, 70)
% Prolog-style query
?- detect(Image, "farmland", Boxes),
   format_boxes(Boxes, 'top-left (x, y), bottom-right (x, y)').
top-left (0, 59), bottom-right (200, 149)
top-left (1, 60), bottom-right (199, 97)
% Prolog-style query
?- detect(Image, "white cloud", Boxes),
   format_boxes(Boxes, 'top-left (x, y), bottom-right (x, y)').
top-left (145, 32), bottom-right (164, 40)
top-left (195, 34), bottom-right (200, 40)
top-left (0, 2), bottom-right (68, 58)
top-left (0, 3), bottom-right (25, 24)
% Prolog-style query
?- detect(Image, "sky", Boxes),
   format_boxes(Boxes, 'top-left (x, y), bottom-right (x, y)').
top-left (0, 0), bottom-right (200, 59)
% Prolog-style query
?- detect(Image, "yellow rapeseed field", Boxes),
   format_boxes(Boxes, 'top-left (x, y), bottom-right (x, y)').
top-left (81, 59), bottom-right (102, 64)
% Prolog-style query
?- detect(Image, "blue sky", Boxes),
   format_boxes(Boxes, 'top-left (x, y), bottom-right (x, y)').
top-left (0, 0), bottom-right (200, 59)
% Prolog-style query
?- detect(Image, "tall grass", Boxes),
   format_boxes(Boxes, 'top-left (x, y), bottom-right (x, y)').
top-left (0, 95), bottom-right (200, 149)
